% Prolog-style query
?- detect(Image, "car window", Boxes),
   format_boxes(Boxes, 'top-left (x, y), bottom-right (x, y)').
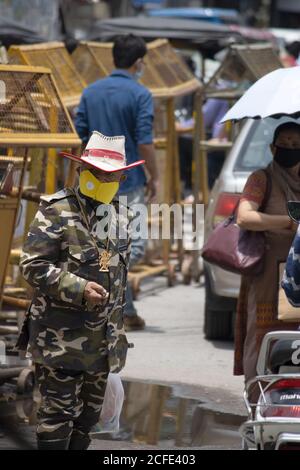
top-left (234, 118), bottom-right (300, 172)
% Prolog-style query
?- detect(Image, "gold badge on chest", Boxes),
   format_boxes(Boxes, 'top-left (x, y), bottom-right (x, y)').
top-left (99, 250), bottom-right (112, 272)
top-left (74, 190), bottom-right (114, 273)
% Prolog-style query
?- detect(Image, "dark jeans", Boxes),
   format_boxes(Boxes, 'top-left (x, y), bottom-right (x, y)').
top-left (179, 135), bottom-right (192, 191)
top-left (179, 135), bottom-right (226, 191)
top-left (207, 151), bottom-right (226, 189)
top-left (119, 186), bottom-right (146, 316)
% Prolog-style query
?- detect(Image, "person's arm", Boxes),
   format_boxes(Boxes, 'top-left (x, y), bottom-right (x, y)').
top-left (282, 228), bottom-right (300, 306)
top-left (237, 199), bottom-right (292, 231)
top-left (138, 143), bottom-right (158, 201)
top-left (20, 202), bottom-right (88, 306)
top-left (237, 170), bottom-right (295, 232)
top-left (121, 213), bottom-right (132, 313)
top-left (211, 100), bottom-right (229, 139)
top-left (136, 90), bottom-right (158, 201)
top-left (75, 92), bottom-right (89, 144)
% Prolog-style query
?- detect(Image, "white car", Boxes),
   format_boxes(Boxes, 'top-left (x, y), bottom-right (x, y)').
top-left (203, 117), bottom-right (294, 340)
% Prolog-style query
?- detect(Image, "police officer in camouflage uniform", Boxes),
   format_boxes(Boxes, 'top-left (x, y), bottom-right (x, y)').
top-left (17, 131), bottom-right (145, 450)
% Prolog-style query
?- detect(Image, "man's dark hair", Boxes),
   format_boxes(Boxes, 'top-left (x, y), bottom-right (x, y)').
top-left (273, 122), bottom-right (300, 144)
top-left (113, 34), bottom-right (147, 69)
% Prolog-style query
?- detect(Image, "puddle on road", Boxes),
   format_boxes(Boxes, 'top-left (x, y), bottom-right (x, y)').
top-left (0, 379), bottom-right (244, 450)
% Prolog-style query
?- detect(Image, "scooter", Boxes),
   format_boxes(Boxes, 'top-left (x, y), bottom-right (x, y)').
top-left (240, 331), bottom-right (300, 450)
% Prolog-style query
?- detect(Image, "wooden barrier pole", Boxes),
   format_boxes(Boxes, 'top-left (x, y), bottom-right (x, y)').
top-left (162, 98), bottom-right (174, 268)
top-left (194, 91), bottom-right (209, 205)
top-left (0, 148), bottom-right (30, 308)
top-left (46, 97), bottom-right (59, 193)
top-left (2, 295), bottom-right (30, 309)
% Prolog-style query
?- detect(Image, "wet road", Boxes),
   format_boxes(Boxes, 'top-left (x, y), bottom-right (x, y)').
top-left (0, 241), bottom-right (246, 450)
top-left (0, 379), bottom-right (245, 450)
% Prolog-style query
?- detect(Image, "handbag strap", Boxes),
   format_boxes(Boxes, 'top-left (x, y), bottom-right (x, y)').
top-left (259, 168), bottom-right (272, 213)
top-left (230, 168), bottom-right (272, 219)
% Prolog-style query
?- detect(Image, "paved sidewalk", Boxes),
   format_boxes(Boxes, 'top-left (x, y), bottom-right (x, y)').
top-left (121, 279), bottom-right (244, 405)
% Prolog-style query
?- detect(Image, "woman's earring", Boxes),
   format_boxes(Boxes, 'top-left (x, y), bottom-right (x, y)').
top-left (120, 175), bottom-right (127, 182)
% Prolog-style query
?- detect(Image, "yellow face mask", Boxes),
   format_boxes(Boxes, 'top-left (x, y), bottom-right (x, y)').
top-left (79, 170), bottom-right (119, 204)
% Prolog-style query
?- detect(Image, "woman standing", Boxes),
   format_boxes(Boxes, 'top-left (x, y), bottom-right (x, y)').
top-left (234, 122), bottom-right (300, 382)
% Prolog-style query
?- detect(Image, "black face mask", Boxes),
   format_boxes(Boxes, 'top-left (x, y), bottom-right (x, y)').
top-left (274, 146), bottom-right (300, 168)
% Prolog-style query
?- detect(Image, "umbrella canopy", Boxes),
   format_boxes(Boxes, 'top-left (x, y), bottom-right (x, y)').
top-left (221, 66), bottom-right (300, 122)
top-left (0, 18), bottom-right (50, 47)
top-left (147, 7), bottom-right (242, 25)
top-left (91, 16), bottom-right (244, 57)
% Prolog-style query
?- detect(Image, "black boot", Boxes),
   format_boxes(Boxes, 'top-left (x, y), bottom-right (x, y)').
top-left (69, 433), bottom-right (91, 450)
top-left (37, 438), bottom-right (70, 450)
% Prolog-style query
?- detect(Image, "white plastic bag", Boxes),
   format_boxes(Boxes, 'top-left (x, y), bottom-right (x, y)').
top-left (90, 373), bottom-right (124, 435)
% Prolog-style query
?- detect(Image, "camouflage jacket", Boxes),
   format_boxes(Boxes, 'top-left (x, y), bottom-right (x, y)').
top-left (17, 187), bottom-right (132, 373)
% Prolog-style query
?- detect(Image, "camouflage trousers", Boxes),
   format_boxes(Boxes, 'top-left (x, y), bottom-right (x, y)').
top-left (35, 363), bottom-right (109, 441)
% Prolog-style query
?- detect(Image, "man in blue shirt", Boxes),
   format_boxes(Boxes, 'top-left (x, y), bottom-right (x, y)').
top-left (76, 34), bottom-right (158, 331)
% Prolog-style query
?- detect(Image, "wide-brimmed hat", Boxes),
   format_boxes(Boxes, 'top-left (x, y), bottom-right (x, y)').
top-left (61, 131), bottom-right (144, 172)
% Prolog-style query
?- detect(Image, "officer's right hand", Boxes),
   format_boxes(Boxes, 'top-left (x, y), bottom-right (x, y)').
top-left (83, 281), bottom-right (109, 308)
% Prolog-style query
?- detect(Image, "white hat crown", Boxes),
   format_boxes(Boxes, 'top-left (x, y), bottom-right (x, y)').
top-left (61, 130), bottom-right (145, 172)
top-left (85, 131), bottom-right (125, 158)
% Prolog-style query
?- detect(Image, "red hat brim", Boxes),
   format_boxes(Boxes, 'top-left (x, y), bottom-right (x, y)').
top-left (60, 151), bottom-right (145, 173)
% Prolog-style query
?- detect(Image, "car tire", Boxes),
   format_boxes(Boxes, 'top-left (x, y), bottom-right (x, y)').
top-left (204, 268), bottom-right (236, 340)
top-left (204, 302), bottom-right (232, 340)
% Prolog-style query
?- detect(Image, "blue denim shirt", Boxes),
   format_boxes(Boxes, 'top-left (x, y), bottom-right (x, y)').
top-left (75, 70), bottom-right (154, 194)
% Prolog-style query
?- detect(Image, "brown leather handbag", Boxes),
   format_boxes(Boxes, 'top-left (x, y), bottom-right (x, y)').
top-left (202, 170), bottom-right (271, 276)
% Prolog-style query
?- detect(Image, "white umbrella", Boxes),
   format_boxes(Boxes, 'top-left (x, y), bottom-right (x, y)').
top-left (221, 66), bottom-right (300, 122)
